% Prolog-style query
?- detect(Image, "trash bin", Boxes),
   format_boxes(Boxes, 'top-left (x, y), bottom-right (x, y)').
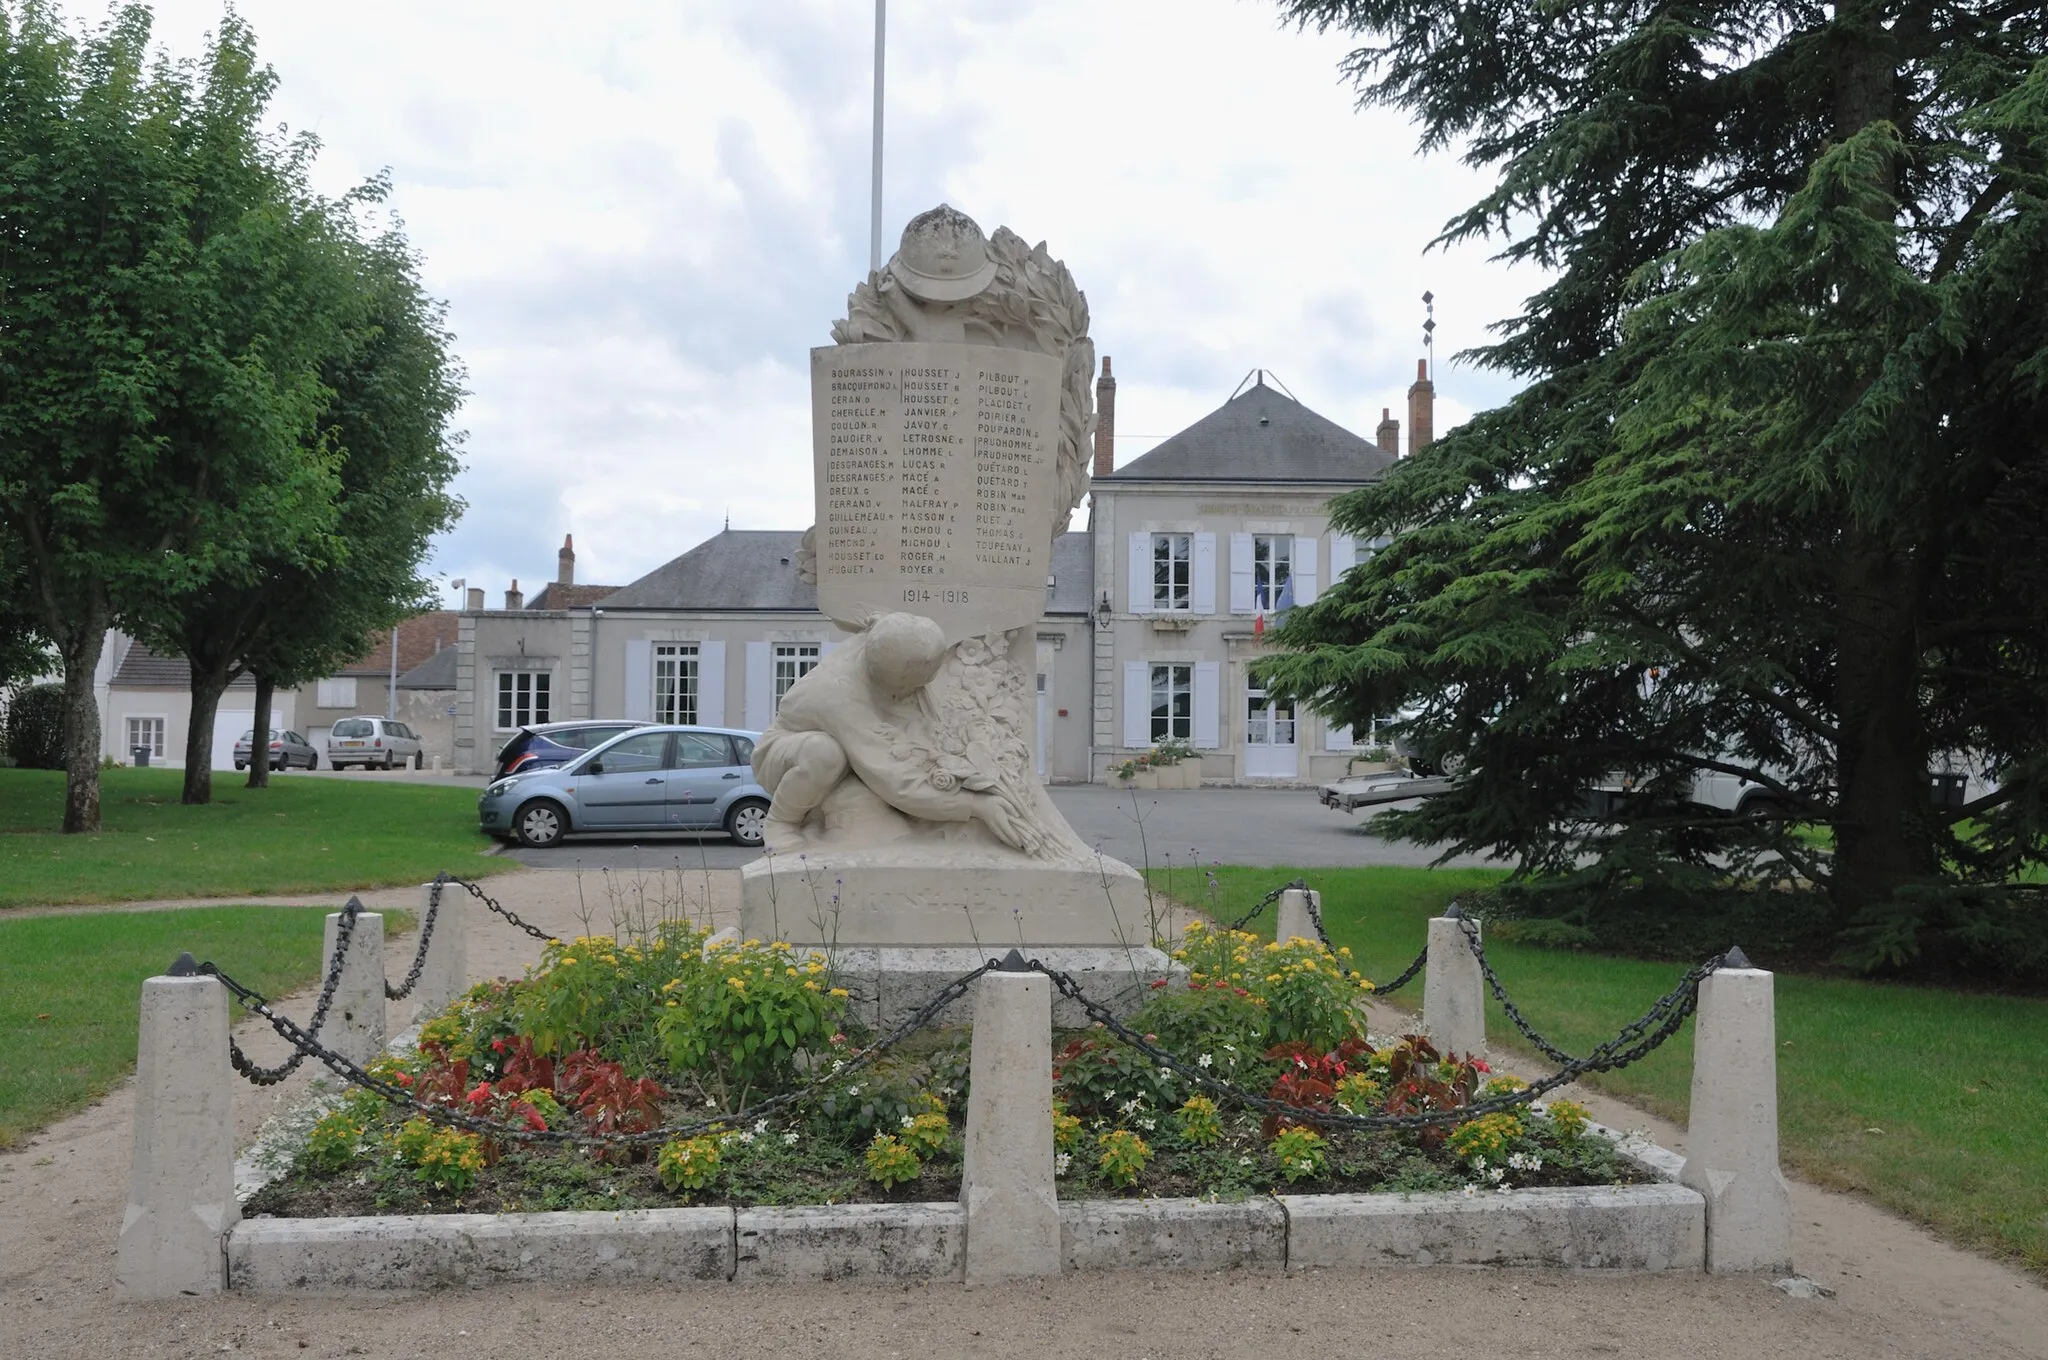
top-left (131, 745), bottom-right (150, 767)
top-left (1930, 772), bottom-right (1967, 807)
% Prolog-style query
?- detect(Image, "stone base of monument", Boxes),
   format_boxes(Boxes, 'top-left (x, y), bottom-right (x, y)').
top-left (824, 944), bottom-right (1177, 1032)
top-left (740, 846), bottom-right (1172, 1029)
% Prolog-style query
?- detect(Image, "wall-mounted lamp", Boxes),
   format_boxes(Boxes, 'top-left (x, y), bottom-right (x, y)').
top-left (1095, 592), bottom-right (1113, 629)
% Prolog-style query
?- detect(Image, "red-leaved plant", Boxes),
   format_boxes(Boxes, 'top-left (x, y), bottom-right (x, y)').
top-left (1261, 1038), bottom-right (1370, 1137)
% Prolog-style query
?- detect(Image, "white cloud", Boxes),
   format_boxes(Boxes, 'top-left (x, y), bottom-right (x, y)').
top-left (136, 0), bottom-right (1538, 598)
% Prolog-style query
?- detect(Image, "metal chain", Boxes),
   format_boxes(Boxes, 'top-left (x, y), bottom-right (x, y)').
top-left (225, 899), bottom-right (364, 1086)
top-left (203, 956), bottom-right (992, 1148)
top-left (1026, 949), bottom-right (1725, 1132)
top-left (384, 878), bottom-right (444, 1001)
top-left (1225, 878), bottom-right (1307, 933)
top-left (1454, 915), bottom-right (1577, 1066)
top-left (1372, 943), bottom-right (1429, 997)
top-left (442, 874), bottom-right (558, 944)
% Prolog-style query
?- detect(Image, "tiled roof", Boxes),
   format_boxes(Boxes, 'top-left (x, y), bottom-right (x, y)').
top-left (395, 648), bottom-right (457, 690)
top-left (336, 611), bottom-right (460, 675)
top-left (600, 530), bottom-right (815, 611)
top-left (109, 643), bottom-right (257, 691)
top-left (1096, 375), bottom-right (1394, 484)
top-left (526, 582), bottom-right (619, 611)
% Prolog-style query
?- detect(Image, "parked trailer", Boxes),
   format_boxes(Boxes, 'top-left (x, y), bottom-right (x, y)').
top-left (1318, 772), bottom-right (1457, 812)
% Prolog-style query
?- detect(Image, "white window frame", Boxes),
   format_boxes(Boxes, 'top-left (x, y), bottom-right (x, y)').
top-left (1245, 684), bottom-right (1296, 746)
top-left (653, 643), bottom-right (699, 725)
top-left (125, 715), bottom-right (166, 759)
top-left (493, 670), bottom-right (552, 731)
top-left (315, 677), bottom-right (357, 710)
top-left (1251, 535), bottom-right (1293, 612)
top-left (773, 643), bottom-right (821, 713)
top-left (1151, 533), bottom-right (1193, 612)
top-left (1149, 663), bottom-right (1193, 742)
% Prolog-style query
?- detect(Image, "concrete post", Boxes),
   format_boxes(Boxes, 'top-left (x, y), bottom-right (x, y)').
top-left (115, 971), bottom-right (238, 1298)
top-left (1423, 910), bottom-right (1486, 1060)
top-left (410, 882), bottom-right (467, 1018)
top-left (1680, 952), bottom-right (1793, 1273)
top-left (960, 966), bottom-right (1060, 1283)
top-left (1275, 887), bottom-right (1319, 947)
top-left (323, 908), bottom-right (386, 1068)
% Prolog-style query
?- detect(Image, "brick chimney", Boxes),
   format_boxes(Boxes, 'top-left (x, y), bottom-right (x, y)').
top-left (1375, 406), bottom-right (1400, 457)
top-left (504, 579), bottom-right (523, 611)
top-left (465, 586), bottom-right (484, 611)
top-left (1407, 358), bottom-right (1434, 455)
top-left (1092, 356), bottom-right (1117, 478)
top-left (557, 534), bottom-right (575, 586)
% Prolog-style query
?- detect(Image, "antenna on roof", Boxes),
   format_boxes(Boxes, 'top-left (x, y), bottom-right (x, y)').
top-left (1226, 368), bottom-right (1300, 402)
top-left (1422, 290), bottom-right (1436, 380)
top-left (724, 509), bottom-right (730, 531)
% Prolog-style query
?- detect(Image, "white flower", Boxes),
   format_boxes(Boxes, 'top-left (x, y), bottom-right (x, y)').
top-left (783, 1131), bottom-right (799, 1146)
top-left (1496, 1183), bottom-right (1514, 1194)
top-left (753, 1118), bottom-right (769, 1135)
top-left (1487, 1167), bottom-right (1505, 1184)
top-left (1158, 1067), bottom-right (1173, 1081)
top-left (901, 1115), bottom-right (915, 1129)
top-left (1119, 1098), bottom-right (1143, 1116)
top-left (1296, 1159), bottom-right (1314, 1172)
top-left (1470, 1156), bottom-right (1488, 1173)
top-left (1054, 1152), bottom-right (1072, 1176)
top-left (1137, 1117), bottom-right (1156, 1132)
top-left (1462, 1184), bottom-right (1477, 1198)
top-left (738, 1131), bottom-right (756, 1144)
top-left (1239, 1156), bottom-right (1254, 1167)
top-left (1197, 1053), bottom-right (1213, 1069)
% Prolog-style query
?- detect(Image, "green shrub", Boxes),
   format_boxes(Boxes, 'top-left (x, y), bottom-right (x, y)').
top-left (4, 683), bottom-right (64, 770)
top-left (657, 936), bottom-right (849, 1107)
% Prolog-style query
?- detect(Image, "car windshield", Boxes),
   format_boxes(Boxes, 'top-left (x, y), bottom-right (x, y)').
top-left (333, 719), bottom-right (375, 737)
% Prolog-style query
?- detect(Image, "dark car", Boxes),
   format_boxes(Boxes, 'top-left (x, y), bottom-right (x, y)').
top-left (493, 720), bottom-right (651, 778)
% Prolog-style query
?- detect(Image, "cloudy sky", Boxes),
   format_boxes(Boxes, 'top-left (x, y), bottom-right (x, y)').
top-left (140, 0), bottom-right (1535, 600)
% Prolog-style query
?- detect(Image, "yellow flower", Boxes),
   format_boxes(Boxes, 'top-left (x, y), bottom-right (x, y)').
top-left (742, 938), bottom-right (762, 948)
top-left (559, 956), bottom-right (577, 967)
top-left (772, 940), bottom-right (791, 950)
top-left (828, 987), bottom-right (849, 998)
top-left (786, 967), bottom-right (799, 977)
top-left (728, 977), bottom-right (746, 991)
top-left (803, 980), bottom-right (820, 991)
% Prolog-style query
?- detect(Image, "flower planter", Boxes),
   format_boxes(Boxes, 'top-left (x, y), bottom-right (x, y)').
top-left (1132, 769), bottom-right (1158, 789)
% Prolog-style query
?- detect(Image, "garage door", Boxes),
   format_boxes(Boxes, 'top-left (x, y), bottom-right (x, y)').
top-left (303, 726), bottom-right (329, 768)
top-left (211, 710), bottom-right (254, 770)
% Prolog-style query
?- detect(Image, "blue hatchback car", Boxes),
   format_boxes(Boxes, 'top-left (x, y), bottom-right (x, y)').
top-left (477, 725), bottom-right (770, 849)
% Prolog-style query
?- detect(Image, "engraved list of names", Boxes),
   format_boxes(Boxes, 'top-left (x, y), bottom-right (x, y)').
top-left (811, 341), bottom-right (1062, 640)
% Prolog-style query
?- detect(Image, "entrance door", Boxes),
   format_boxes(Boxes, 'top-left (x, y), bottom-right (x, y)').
top-left (1243, 685), bottom-right (1298, 780)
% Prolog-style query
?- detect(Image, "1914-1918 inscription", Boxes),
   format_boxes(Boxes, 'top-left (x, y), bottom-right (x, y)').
top-left (812, 341), bottom-right (1062, 640)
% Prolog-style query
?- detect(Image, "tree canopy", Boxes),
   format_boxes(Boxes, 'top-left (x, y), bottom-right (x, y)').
top-left (1263, 1), bottom-right (2048, 978)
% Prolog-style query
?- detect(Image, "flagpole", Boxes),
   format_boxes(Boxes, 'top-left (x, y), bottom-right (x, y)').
top-left (869, 0), bottom-right (885, 275)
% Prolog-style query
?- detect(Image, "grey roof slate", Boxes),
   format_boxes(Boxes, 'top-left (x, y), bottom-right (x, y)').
top-left (600, 530), bottom-right (815, 611)
top-left (593, 527), bottom-right (1094, 616)
top-left (109, 643), bottom-right (256, 691)
top-left (395, 648), bottom-right (457, 690)
top-left (1096, 375), bottom-right (1394, 484)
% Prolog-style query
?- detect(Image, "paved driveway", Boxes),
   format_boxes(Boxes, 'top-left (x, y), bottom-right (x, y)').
top-left (499, 784), bottom-right (1505, 872)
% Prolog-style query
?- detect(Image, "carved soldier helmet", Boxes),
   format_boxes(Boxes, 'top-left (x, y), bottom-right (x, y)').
top-left (888, 204), bottom-right (998, 302)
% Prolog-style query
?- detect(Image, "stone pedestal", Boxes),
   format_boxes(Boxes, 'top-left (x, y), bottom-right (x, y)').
top-left (1424, 913), bottom-right (1486, 1060)
top-left (411, 883), bottom-right (467, 1018)
top-left (116, 974), bottom-right (238, 1299)
top-left (1680, 963), bottom-right (1793, 1273)
top-left (824, 944), bottom-right (1174, 1033)
top-left (740, 846), bottom-right (1155, 947)
top-left (960, 970), bottom-right (1060, 1282)
top-left (1275, 887), bottom-right (1319, 946)
top-left (322, 908), bottom-right (385, 1068)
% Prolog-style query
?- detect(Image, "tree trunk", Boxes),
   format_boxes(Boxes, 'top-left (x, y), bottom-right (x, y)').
top-left (58, 616), bottom-right (107, 834)
top-left (181, 664), bottom-right (234, 805)
top-left (1831, 540), bottom-right (1933, 918)
top-left (246, 674), bottom-right (274, 788)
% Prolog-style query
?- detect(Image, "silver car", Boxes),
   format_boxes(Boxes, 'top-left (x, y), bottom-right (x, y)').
top-left (477, 725), bottom-right (770, 849)
top-left (327, 715), bottom-right (425, 770)
top-left (233, 728), bottom-right (318, 771)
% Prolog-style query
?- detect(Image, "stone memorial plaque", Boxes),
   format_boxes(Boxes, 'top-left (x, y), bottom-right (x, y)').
top-left (812, 341), bottom-right (1063, 641)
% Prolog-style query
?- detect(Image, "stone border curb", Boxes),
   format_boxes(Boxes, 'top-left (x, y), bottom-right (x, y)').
top-left (1282, 1184), bottom-right (1703, 1272)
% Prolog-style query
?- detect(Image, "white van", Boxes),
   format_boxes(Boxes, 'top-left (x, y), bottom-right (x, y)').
top-left (326, 716), bottom-right (425, 770)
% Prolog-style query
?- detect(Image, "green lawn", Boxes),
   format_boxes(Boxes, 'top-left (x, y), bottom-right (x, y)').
top-left (1157, 863), bottom-right (2048, 1280)
top-left (0, 906), bottom-right (411, 1149)
top-left (0, 767), bottom-right (510, 908)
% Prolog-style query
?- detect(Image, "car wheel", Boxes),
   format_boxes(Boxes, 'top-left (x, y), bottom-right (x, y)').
top-left (726, 798), bottom-right (770, 847)
top-left (234, 762), bottom-right (245, 771)
top-left (383, 750), bottom-right (395, 770)
top-left (308, 753), bottom-right (318, 771)
top-left (413, 750), bottom-right (423, 770)
top-left (1439, 750), bottom-right (1468, 778)
top-left (514, 799), bottom-right (568, 848)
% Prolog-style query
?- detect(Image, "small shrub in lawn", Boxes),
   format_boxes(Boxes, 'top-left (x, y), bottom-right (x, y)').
top-left (3, 683), bottom-right (65, 770)
top-left (864, 1134), bottom-right (922, 1188)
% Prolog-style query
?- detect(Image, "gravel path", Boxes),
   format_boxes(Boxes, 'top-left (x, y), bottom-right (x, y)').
top-left (1, 871), bottom-right (2042, 1359)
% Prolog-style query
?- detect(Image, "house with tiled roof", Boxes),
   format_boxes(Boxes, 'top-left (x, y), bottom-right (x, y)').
top-left (446, 360), bottom-right (1433, 787)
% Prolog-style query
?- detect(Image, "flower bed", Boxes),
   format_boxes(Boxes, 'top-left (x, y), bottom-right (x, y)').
top-left (243, 922), bottom-right (1641, 1221)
